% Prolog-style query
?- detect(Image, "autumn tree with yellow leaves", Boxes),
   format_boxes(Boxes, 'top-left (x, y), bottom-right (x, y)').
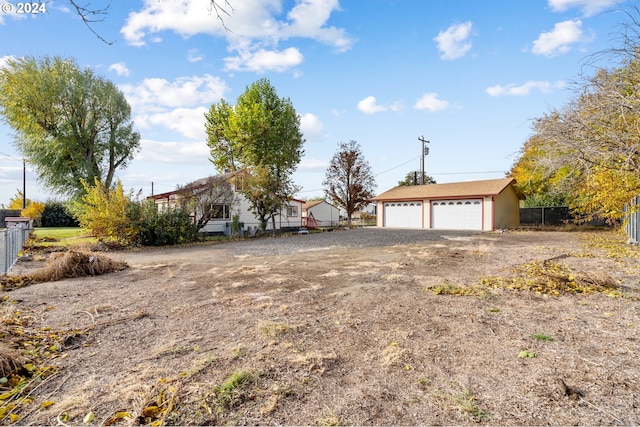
top-left (511, 14), bottom-right (640, 221)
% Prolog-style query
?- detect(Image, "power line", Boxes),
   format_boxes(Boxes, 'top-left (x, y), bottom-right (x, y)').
top-left (431, 170), bottom-right (507, 176)
top-left (375, 155), bottom-right (420, 177)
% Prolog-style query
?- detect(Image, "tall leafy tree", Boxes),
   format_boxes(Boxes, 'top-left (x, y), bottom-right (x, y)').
top-left (205, 78), bottom-right (304, 234)
top-left (525, 57), bottom-right (640, 219)
top-left (397, 171), bottom-right (436, 186)
top-left (508, 135), bottom-right (574, 207)
top-left (0, 56), bottom-right (140, 197)
top-left (323, 140), bottom-right (377, 226)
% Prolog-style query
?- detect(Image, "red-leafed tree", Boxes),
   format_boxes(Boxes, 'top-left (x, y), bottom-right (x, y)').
top-left (323, 140), bottom-right (377, 226)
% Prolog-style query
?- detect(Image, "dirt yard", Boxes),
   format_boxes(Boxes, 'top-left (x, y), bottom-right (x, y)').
top-left (2, 228), bottom-right (640, 426)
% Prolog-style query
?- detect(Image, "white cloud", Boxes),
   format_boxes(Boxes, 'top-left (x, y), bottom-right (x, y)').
top-left (0, 55), bottom-right (15, 68)
top-left (136, 139), bottom-right (210, 164)
top-left (486, 80), bottom-right (566, 96)
top-left (120, 74), bottom-right (227, 141)
top-left (299, 113), bottom-right (324, 141)
top-left (136, 107), bottom-right (208, 140)
top-left (120, 74), bottom-right (228, 113)
top-left (224, 47), bottom-right (304, 72)
top-left (121, 0), bottom-right (353, 72)
top-left (281, 0), bottom-right (354, 53)
top-left (297, 158), bottom-right (329, 172)
top-left (548, 0), bottom-right (622, 17)
top-left (434, 21), bottom-right (473, 60)
top-left (532, 20), bottom-right (585, 57)
top-left (108, 62), bottom-right (130, 76)
top-left (187, 49), bottom-right (204, 63)
top-left (357, 96), bottom-right (403, 115)
top-left (357, 96), bottom-right (387, 115)
top-left (414, 93), bottom-right (451, 112)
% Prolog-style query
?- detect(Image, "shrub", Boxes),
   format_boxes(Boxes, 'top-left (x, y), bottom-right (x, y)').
top-left (20, 201), bottom-right (45, 227)
top-left (70, 178), bottom-right (134, 244)
top-left (127, 200), bottom-right (195, 246)
top-left (41, 201), bottom-right (79, 227)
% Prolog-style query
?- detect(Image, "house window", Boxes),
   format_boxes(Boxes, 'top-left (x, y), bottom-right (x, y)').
top-left (287, 205), bottom-right (298, 217)
top-left (211, 204), bottom-right (231, 220)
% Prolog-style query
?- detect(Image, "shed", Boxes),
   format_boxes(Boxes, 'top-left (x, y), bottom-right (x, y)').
top-left (302, 200), bottom-right (340, 228)
top-left (371, 178), bottom-right (519, 231)
top-left (4, 217), bottom-right (32, 229)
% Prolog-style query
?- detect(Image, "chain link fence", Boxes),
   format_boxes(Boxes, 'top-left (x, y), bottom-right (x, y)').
top-left (2, 224), bottom-right (31, 275)
top-left (625, 197), bottom-right (639, 246)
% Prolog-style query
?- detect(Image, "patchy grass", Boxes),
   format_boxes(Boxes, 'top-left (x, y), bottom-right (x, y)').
top-left (258, 321), bottom-right (292, 338)
top-left (212, 370), bottom-right (254, 412)
top-left (29, 228), bottom-right (96, 248)
top-left (531, 333), bottom-right (554, 342)
top-left (432, 385), bottom-right (491, 423)
top-left (455, 389), bottom-right (491, 422)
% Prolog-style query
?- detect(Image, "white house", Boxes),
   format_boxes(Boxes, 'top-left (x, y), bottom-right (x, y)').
top-left (302, 200), bottom-right (340, 228)
top-left (148, 171), bottom-right (304, 235)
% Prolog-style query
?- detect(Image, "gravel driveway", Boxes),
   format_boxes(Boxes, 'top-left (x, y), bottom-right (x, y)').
top-left (115, 227), bottom-right (484, 266)
top-left (227, 227), bottom-right (483, 256)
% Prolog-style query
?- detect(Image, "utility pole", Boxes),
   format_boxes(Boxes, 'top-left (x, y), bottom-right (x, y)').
top-left (22, 158), bottom-right (25, 209)
top-left (418, 135), bottom-right (430, 185)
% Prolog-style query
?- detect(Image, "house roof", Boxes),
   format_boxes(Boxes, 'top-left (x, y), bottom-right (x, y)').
top-left (147, 170), bottom-right (305, 204)
top-left (372, 178), bottom-right (516, 201)
top-left (147, 171), bottom-right (242, 200)
top-left (302, 200), bottom-right (338, 210)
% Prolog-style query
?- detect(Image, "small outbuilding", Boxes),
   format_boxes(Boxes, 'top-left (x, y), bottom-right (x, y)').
top-left (371, 178), bottom-right (519, 231)
top-left (302, 200), bottom-right (340, 228)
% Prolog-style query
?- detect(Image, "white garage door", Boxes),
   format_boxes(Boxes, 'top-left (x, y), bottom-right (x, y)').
top-left (431, 199), bottom-right (482, 230)
top-left (384, 202), bottom-right (423, 228)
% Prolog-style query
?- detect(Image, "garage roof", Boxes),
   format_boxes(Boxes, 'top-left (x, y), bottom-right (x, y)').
top-left (372, 178), bottom-right (515, 201)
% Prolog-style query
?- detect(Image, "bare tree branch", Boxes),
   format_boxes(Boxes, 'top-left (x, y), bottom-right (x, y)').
top-left (66, 1), bottom-right (235, 44)
top-left (68, 0), bottom-right (114, 45)
top-left (209, 0), bottom-right (234, 33)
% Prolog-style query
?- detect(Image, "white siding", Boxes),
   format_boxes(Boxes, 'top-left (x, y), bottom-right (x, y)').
top-left (199, 194), bottom-right (302, 234)
top-left (305, 202), bottom-right (340, 227)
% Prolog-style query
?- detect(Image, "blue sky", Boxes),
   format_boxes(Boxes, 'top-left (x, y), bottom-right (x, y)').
top-left (0, 0), bottom-right (635, 206)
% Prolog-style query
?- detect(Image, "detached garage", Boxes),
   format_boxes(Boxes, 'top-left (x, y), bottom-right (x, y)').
top-left (372, 178), bottom-right (520, 231)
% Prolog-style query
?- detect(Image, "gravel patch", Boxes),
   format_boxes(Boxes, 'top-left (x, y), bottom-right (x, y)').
top-left (223, 227), bottom-right (483, 256)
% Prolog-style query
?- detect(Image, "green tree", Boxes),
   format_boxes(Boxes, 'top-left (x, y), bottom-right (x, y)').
top-left (205, 78), bottom-right (304, 234)
top-left (323, 140), bottom-right (377, 226)
top-left (397, 171), bottom-right (436, 186)
top-left (41, 201), bottom-right (79, 227)
top-left (0, 56), bottom-right (140, 197)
